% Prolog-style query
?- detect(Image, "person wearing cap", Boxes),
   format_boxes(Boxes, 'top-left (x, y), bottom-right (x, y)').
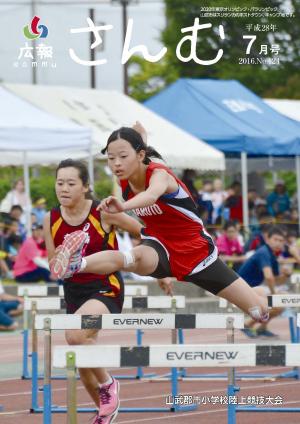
top-left (31, 197), bottom-right (47, 226)
top-left (13, 224), bottom-right (54, 283)
top-left (267, 180), bottom-right (290, 217)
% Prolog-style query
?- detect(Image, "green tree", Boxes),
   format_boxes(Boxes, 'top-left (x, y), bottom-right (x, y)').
top-left (129, 0), bottom-right (300, 100)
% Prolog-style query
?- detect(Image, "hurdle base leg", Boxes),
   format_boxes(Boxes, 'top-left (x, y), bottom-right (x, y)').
top-left (170, 404), bottom-right (198, 413)
top-left (227, 384), bottom-right (239, 424)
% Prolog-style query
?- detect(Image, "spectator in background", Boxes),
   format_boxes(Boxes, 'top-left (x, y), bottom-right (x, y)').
top-left (0, 280), bottom-right (23, 331)
top-left (267, 180), bottom-right (290, 217)
top-left (277, 209), bottom-right (299, 237)
top-left (198, 180), bottom-right (214, 224)
top-left (0, 179), bottom-right (31, 223)
top-left (225, 181), bottom-right (243, 223)
top-left (181, 169), bottom-right (199, 202)
top-left (216, 221), bottom-right (245, 271)
top-left (31, 197), bottom-right (47, 226)
top-left (13, 224), bottom-right (54, 283)
top-left (5, 234), bottom-right (22, 271)
top-left (211, 178), bottom-right (227, 224)
top-left (245, 223), bottom-right (271, 253)
top-left (8, 205), bottom-right (26, 240)
top-left (238, 226), bottom-right (291, 338)
top-left (281, 230), bottom-right (300, 265)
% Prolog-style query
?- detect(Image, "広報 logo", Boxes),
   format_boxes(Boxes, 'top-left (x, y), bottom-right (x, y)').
top-left (23, 16), bottom-right (48, 40)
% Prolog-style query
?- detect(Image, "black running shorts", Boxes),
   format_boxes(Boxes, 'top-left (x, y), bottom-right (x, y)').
top-left (141, 239), bottom-right (238, 295)
top-left (64, 273), bottom-right (124, 314)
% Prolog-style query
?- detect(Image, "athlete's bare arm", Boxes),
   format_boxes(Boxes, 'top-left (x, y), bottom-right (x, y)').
top-left (132, 121), bottom-right (147, 145)
top-left (101, 211), bottom-right (143, 239)
top-left (100, 169), bottom-right (178, 214)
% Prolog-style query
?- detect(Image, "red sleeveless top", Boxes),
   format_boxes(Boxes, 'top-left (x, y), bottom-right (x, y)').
top-left (50, 201), bottom-right (121, 294)
top-left (120, 162), bottom-right (217, 280)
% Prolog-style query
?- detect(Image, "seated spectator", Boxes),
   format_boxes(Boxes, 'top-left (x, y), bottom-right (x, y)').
top-left (5, 234), bottom-right (22, 270)
top-left (31, 197), bottom-right (47, 226)
top-left (281, 230), bottom-right (300, 265)
top-left (216, 221), bottom-right (245, 270)
top-left (267, 180), bottom-right (290, 217)
top-left (8, 205), bottom-right (26, 240)
top-left (0, 280), bottom-right (23, 331)
top-left (13, 224), bottom-right (54, 283)
top-left (238, 226), bottom-right (292, 338)
top-left (245, 223), bottom-right (272, 252)
top-left (225, 181), bottom-right (243, 223)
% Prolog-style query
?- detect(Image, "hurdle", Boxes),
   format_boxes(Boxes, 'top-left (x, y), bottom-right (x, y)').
top-left (20, 285), bottom-right (64, 379)
top-left (26, 295), bottom-right (186, 412)
top-left (35, 312), bottom-right (244, 420)
top-left (21, 284), bottom-right (149, 379)
top-left (177, 294), bottom-right (300, 381)
top-left (52, 338), bottom-right (300, 424)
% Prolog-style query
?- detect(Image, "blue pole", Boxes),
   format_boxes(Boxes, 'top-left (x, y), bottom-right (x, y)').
top-left (171, 367), bottom-right (178, 411)
top-left (22, 329), bottom-right (29, 379)
top-left (227, 384), bottom-right (238, 424)
top-left (289, 316), bottom-right (296, 343)
top-left (31, 351), bottom-right (39, 411)
top-left (136, 329), bottom-right (144, 378)
top-left (43, 384), bottom-right (52, 424)
top-left (177, 329), bottom-right (186, 378)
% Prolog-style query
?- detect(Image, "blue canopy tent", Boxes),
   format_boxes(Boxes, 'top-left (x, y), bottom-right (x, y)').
top-left (145, 78), bottom-right (300, 231)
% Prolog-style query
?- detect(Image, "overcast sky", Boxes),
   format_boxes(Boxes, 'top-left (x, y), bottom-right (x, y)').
top-left (0, 1), bottom-right (166, 91)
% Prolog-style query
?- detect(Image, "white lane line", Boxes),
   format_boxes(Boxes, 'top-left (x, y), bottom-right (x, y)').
top-left (0, 377), bottom-right (300, 399)
top-left (1, 398), bottom-right (300, 419)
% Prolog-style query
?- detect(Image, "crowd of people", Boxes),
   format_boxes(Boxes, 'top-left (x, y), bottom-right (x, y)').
top-left (0, 174), bottom-right (299, 284)
top-left (0, 168), bottom-right (299, 337)
top-left (0, 183), bottom-right (50, 283)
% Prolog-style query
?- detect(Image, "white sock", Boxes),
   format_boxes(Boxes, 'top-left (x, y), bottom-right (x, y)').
top-left (80, 257), bottom-right (87, 271)
top-left (100, 376), bottom-right (113, 387)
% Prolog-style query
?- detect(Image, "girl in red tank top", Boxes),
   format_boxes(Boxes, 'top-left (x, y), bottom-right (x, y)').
top-left (43, 159), bottom-right (143, 422)
top-left (52, 124), bottom-right (270, 327)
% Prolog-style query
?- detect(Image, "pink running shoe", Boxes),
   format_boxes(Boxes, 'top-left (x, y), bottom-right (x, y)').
top-left (99, 378), bottom-right (120, 417)
top-left (91, 409), bottom-right (118, 424)
top-left (50, 230), bottom-right (88, 280)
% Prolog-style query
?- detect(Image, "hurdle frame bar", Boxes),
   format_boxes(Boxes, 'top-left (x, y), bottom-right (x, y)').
top-left (28, 295), bottom-right (187, 411)
top-left (228, 317), bottom-right (300, 423)
top-left (39, 312), bottom-right (244, 420)
top-left (21, 284), bottom-right (148, 380)
top-left (51, 341), bottom-right (300, 424)
top-left (177, 294), bottom-right (300, 381)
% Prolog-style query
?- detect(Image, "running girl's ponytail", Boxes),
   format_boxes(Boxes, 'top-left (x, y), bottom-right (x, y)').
top-left (101, 126), bottom-right (164, 164)
top-left (144, 145), bottom-right (163, 164)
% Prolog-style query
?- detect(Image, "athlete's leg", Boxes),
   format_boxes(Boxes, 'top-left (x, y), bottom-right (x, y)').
top-left (65, 299), bottom-right (111, 407)
top-left (244, 286), bottom-right (282, 330)
top-left (217, 278), bottom-right (269, 321)
top-left (51, 232), bottom-right (162, 280)
top-left (82, 245), bottom-right (160, 276)
top-left (185, 259), bottom-right (269, 323)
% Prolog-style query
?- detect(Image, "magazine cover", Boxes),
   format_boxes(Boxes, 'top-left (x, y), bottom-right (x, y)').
top-left (0, 1), bottom-right (300, 423)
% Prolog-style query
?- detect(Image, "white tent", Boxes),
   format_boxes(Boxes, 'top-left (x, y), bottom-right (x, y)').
top-left (0, 86), bottom-right (92, 165)
top-left (264, 99), bottom-right (300, 122)
top-left (0, 86), bottom-right (92, 230)
top-left (4, 84), bottom-right (225, 171)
